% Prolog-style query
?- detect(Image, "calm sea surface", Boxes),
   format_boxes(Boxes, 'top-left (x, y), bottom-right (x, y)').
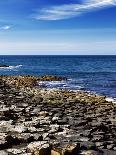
top-left (0, 55), bottom-right (116, 98)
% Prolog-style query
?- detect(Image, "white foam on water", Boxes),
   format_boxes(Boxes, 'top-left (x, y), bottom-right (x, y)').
top-left (0, 65), bottom-right (22, 70)
top-left (38, 80), bottom-right (116, 104)
top-left (105, 97), bottom-right (116, 103)
top-left (38, 80), bottom-right (84, 91)
top-left (38, 80), bottom-right (66, 88)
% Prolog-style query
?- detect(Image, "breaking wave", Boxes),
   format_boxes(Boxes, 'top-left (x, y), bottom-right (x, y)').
top-left (0, 65), bottom-right (22, 70)
top-left (38, 79), bottom-right (84, 90)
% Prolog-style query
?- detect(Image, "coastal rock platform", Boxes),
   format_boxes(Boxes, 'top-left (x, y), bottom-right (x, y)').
top-left (0, 76), bottom-right (116, 155)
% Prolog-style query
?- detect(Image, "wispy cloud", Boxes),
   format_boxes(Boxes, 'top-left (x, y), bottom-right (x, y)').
top-left (33, 0), bottom-right (116, 20)
top-left (0, 25), bottom-right (12, 30)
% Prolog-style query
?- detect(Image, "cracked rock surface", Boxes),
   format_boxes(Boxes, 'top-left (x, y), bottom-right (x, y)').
top-left (0, 76), bottom-right (116, 155)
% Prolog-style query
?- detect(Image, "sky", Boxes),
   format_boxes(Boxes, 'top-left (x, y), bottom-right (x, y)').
top-left (0, 0), bottom-right (116, 55)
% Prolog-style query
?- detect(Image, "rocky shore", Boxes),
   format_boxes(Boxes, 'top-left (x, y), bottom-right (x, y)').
top-left (0, 75), bottom-right (116, 155)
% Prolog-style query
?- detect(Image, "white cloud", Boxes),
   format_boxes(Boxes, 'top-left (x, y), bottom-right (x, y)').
top-left (0, 25), bottom-right (11, 30)
top-left (0, 39), bottom-right (116, 55)
top-left (33, 0), bottom-right (116, 20)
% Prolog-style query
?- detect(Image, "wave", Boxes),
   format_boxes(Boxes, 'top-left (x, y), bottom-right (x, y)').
top-left (38, 81), bottom-right (67, 88)
top-left (0, 65), bottom-right (22, 70)
top-left (37, 80), bottom-right (84, 90)
top-left (105, 97), bottom-right (116, 103)
top-left (38, 80), bottom-right (116, 104)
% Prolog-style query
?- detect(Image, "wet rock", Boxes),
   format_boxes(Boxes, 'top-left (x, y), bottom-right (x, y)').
top-left (57, 118), bottom-right (68, 125)
top-left (0, 151), bottom-right (8, 155)
top-left (7, 147), bottom-right (26, 155)
top-left (11, 125), bottom-right (28, 133)
top-left (27, 141), bottom-right (50, 153)
top-left (0, 65), bottom-right (9, 68)
top-left (39, 145), bottom-right (51, 155)
top-left (65, 143), bottom-right (81, 155)
top-left (5, 135), bottom-right (21, 147)
top-left (3, 109), bottom-right (18, 121)
top-left (81, 150), bottom-right (103, 155)
top-left (62, 145), bottom-right (75, 155)
top-left (51, 150), bottom-right (60, 155)
top-left (38, 111), bottom-right (49, 117)
top-left (0, 139), bottom-right (7, 150)
top-left (38, 75), bottom-right (67, 81)
top-left (107, 144), bottom-right (115, 150)
top-left (52, 116), bottom-right (59, 122)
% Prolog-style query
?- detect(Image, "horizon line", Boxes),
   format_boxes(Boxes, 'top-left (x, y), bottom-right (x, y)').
top-left (0, 54), bottom-right (116, 56)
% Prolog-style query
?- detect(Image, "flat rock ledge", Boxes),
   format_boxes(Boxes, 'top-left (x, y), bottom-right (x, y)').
top-left (0, 75), bottom-right (67, 88)
top-left (0, 76), bottom-right (116, 155)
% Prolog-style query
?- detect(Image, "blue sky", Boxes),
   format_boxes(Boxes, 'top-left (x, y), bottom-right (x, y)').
top-left (0, 0), bottom-right (116, 55)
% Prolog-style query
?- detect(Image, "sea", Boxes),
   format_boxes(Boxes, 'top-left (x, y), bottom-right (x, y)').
top-left (0, 55), bottom-right (116, 100)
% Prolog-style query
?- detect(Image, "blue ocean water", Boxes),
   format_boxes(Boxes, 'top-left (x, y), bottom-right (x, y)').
top-left (0, 55), bottom-right (116, 98)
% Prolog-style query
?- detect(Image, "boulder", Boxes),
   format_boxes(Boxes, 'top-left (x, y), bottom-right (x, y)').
top-left (0, 151), bottom-right (8, 155)
top-left (27, 141), bottom-right (50, 153)
top-left (0, 65), bottom-right (9, 68)
top-left (51, 150), bottom-right (60, 155)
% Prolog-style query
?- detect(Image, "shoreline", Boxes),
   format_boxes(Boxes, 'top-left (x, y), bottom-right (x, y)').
top-left (0, 75), bottom-right (116, 155)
